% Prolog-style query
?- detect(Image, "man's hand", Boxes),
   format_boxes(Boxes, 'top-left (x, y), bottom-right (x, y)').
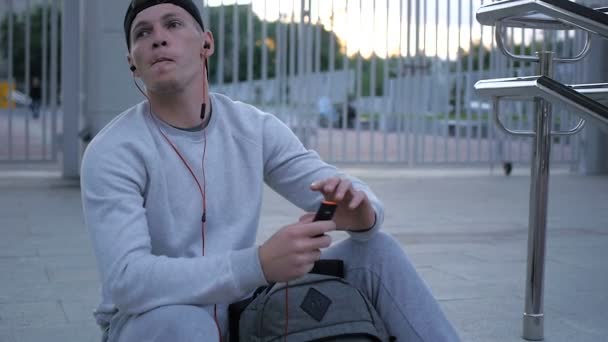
top-left (310, 177), bottom-right (376, 231)
top-left (259, 216), bottom-right (335, 283)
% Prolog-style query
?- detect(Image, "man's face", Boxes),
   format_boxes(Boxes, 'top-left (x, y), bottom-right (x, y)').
top-left (128, 4), bottom-right (208, 94)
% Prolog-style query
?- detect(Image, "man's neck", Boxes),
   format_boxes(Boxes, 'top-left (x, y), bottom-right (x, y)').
top-left (148, 80), bottom-right (212, 129)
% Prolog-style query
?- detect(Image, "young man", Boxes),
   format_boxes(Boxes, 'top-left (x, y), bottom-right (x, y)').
top-left (80, 1), bottom-right (460, 341)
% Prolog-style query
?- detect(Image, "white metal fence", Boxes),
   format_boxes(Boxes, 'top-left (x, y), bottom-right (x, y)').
top-left (0, 0), bottom-right (595, 168)
top-left (0, 0), bottom-right (62, 165)
top-left (204, 0), bottom-right (591, 167)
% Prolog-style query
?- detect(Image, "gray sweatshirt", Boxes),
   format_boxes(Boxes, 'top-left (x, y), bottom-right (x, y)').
top-left (80, 92), bottom-right (384, 330)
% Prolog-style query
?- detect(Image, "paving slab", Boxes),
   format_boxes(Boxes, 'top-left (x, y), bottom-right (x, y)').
top-left (0, 168), bottom-right (606, 341)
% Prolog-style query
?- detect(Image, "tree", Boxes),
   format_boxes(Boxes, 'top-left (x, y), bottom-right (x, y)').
top-left (0, 4), bottom-right (62, 93)
top-left (207, 4), bottom-right (346, 83)
top-left (457, 42), bottom-right (491, 72)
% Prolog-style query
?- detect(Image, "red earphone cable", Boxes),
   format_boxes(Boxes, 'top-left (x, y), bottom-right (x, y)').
top-left (201, 57), bottom-right (222, 342)
top-left (285, 284), bottom-right (289, 341)
top-left (132, 72), bottom-right (221, 342)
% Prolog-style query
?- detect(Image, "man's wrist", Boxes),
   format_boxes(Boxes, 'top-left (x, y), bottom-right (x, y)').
top-left (349, 212), bottom-right (377, 233)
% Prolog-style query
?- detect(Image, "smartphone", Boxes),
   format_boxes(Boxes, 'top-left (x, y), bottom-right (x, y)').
top-left (312, 200), bottom-right (337, 238)
top-left (313, 200), bottom-right (337, 222)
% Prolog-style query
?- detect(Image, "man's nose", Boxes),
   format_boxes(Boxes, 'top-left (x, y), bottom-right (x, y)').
top-left (150, 27), bottom-right (169, 49)
top-left (152, 40), bottom-right (167, 48)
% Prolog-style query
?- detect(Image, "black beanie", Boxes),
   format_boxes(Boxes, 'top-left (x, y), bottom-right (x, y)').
top-left (124, 0), bottom-right (205, 51)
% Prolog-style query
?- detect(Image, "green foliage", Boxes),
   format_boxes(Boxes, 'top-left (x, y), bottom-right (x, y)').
top-left (207, 4), bottom-right (346, 84)
top-left (360, 54), bottom-right (388, 97)
top-left (0, 5), bottom-right (62, 89)
top-left (456, 39), bottom-right (564, 71)
top-left (456, 42), bottom-right (491, 72)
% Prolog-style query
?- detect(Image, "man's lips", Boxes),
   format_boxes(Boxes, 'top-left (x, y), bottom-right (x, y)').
top-left (151, 57), bottom-right (174, 66)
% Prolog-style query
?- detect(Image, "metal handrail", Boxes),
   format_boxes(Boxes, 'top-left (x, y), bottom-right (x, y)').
top-left (476, 77), bottom-right (608, 101)
top-left (483, 4), bottom-right (608, 30)
top-left (491, 97), bottom-right (586, 137)
top-left (491, 98), bottom-right (536, 137)
top-left (476, 2), bottom-right (608, 340)
top-left (475, 76), bottom-right (608, 133)
top-left (570, 82), bottom-right (608, 103)
top-left (495, 21), bottom-right (592, 63)
top-left (477, 0), bottom-right (608, 39)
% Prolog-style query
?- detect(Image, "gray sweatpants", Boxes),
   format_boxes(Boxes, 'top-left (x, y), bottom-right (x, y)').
top-left (105, 232), bottom-right (460, 341)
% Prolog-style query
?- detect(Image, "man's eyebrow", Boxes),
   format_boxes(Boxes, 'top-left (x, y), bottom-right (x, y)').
top-left (131, 20), bottom-right (151, 34)
top-left (131, 12), bottom-right (185, 33)
top-left (160, 13), bottom-right (184, 21)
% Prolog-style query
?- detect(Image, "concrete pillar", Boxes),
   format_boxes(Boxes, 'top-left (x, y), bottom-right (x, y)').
top-left (61, 0), bottom-right (82, 178)
top-left (82, 0), bottom-right (143, 140)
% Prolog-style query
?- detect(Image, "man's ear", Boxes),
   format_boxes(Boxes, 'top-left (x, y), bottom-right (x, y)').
top-left (127, 54), bottom-right (139, 77)
top-left (201, 31), bottom-right (215, 58)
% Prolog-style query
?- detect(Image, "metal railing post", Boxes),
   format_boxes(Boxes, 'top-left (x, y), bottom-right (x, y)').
top-left (523, 51), bottom-right (554, 341)
top-left (474, 2), bottom-right (608, 340)
top-left (476, 59), bottom-right (608, 341)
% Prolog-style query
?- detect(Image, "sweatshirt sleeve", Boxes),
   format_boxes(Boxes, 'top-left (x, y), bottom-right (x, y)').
top-left (261, 114), bottom-right (384, 240)
top-left (81, 141), bottom-right (267, 315)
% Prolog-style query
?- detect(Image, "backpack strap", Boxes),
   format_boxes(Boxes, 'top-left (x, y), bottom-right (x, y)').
top-left (228, 285), bottom-right (267, 342)
top-left (264, 260), bottom-right (344, 297)
top-left (310, 259), bottom-right (344, 278)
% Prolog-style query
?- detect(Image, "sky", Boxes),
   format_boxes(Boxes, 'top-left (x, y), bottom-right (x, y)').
top-left (1, 0), bottom-right (584, 60)
top-left (203, 0), bottom-right (591, 60)
top-left (204, 0), bottom-right (517, 59)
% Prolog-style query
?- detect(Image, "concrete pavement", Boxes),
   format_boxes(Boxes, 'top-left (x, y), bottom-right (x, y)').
top-left (0, 167), bottom-right (607, 341)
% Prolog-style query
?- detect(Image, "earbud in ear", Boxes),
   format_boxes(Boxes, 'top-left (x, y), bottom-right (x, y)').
top-left (130, 65), bottom-right (137, 72)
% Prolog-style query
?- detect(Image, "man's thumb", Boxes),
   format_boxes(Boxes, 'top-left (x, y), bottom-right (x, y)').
top-left (299, 212), bottom-right (315, 223)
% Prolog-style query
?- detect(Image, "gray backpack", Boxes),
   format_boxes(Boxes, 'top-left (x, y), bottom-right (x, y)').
top-left (232, 272), bottom-right (392, 342)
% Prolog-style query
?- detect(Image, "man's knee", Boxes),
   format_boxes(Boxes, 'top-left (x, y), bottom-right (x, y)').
top-left (366, 231), bottom-right (402, 250)
top-left (350, 231), bottom-right (404, 257)
top-left (324, 231), bottom-right (406, 266)
top-left (114, 305), bottom-right (219, 342)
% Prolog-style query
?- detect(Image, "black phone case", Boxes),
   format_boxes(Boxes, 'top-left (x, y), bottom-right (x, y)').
top-left (313, 202), bottom-right (337, 221)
